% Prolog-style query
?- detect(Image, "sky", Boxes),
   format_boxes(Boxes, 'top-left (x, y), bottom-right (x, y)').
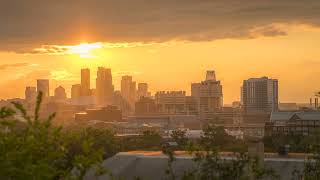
top-left (1, 0), bottom-right (320, 103)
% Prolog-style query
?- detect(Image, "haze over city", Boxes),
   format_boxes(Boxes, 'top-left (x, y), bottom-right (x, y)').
top-left (2, 1), bottom-right (320, 180)
top-left (1, 1), bottom-right (320, 103)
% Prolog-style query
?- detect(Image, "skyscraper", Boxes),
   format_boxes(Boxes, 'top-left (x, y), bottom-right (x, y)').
top-left (37, 79), bottom-right (49, 98)
top-left (242, 77), bottom-right (278, 113)
top-left (137, 83), bottom-right (148, 100)
top-left (121, 76), bottom-right (136, 111)
top-left (96, 67), bottom-right (114, 106)
top-left (191, 71), bottom-right (223, 117)
top-left (71, 84), bottom-right (81, 99)
top-left (81, 68), bottom-right (91, 96)
top-left (25, 86), bottom-right (37, 102)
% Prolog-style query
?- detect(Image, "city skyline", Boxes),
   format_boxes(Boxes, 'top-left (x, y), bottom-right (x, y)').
top-left (2, 1), bottom-right (320, 103)
top-left (0, 66), bottom-right (314, 104)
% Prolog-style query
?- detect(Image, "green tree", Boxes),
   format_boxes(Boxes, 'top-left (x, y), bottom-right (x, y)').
top-left (164, 124), bottom-right (278, 180)
top-left (302, 129), bottom-right (320, 179)
top-left (171, 129), bottom-right (189, 150)
top-left (0, 92), bottom-right (106, 180)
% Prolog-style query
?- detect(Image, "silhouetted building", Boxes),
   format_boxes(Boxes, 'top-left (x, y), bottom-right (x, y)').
top-left (155, 91), bottom-right (197, 115)
top-left (25, 86), bottom-right (37, 102)
top-left (137, 83), bottom-right (149, 99)
top-left (37, 79), bottom-right (49, 97)
top-left (42, 102), bottom-right (86, 125)
top-left (71, 84), bottom-right (81, 99)
top-left (121, 76), bottom-right (136, 111)
top-left (135, 97), bottom-right (157, 115)
top-left (75, 106), bottom-right (122, 122)
top-left (191, 70), bottom-right (223, 118)
top-left (96, 67), bottom-right (114, 106)
top-left (25, 86), bottom-right (37, 114)
top-left (155, 91), bottom-right (187, 114)
top-left (242, 77), bottom-right (278, 113)
top-left (81, 68), bottom-right (91, 96)
top-left (54, 86), bottom-right (67, 101)
top-left (205, 107), bottom-right (241, 125)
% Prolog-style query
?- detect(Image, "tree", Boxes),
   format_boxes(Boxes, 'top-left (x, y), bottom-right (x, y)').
top-left (164, 124), bottom-right (278, 180)
top-left (0, 92), bottom-right (106, 180)
top-left (170, 129), bottom-right (189, 150)
top-left (302, 129), bottom-right (320, 179)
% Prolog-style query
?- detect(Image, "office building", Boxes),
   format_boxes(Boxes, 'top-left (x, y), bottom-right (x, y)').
top-left (155, 91), bottom-right (187, 114)
top-left (71, 84), bottom-right (81, 99)
top-left (121, 76), bottom-right (136, 110)
top-left (191, 70), bottom-right (223, 118)
top-left (135, 97), bottom-right (157, 115)
top-left (155, 91), bottom-right (197, 115)
top-left (54, 86), bottom-right (67, 101)
top-left (25, 86), bottom-right (37, 102)
top-left (81, 68), bottom-right (91, 96)
top-left (242, 77), bottom-right (278, 113)
top-left (37, 79), bottom-right (49, 98)
top-left (137, 83), bottom-right (149, 100)
top-left (96, 67), bottom-right (114, 106)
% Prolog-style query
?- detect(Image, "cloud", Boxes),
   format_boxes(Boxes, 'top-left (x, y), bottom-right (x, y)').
top-left (249, 24), bottom-right (288, 38)
top-left (0, 63), bottom-right (32, 70)
top-left (27, 42), bottom-right (167, 55)
top-left (1, 0), bottom-right (320, 52)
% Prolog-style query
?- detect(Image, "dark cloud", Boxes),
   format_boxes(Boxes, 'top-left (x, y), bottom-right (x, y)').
top-left (0, 63), bottom-right (31, 70)
top-left (1, 0), bottom-right (320, 52)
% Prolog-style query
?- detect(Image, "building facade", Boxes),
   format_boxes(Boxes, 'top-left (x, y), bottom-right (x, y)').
top-left (137, 83), bottom-right (149, 100)
top-left (37, 79), bottom-right (49, 98)
top-left (242, 77), bottom-right (278, 113)
top-left (266, 111), bottom-right (320, 136)
top-left (191, 71), bottom-right (223, 118)
top-left (25, 86), bottom-right (37, 102)
top-left (81, 68), bottom-right (91, 96)
top-left (54, 86), bottom-right (67, 101)
top-left (121, 76), bottom-right (136, 111)
top-left (96, 67), bottom-right (114, 106)
top-left (71, 84), bottom-right (81, 99)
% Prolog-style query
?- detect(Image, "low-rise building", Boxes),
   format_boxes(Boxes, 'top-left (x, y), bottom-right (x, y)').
top-left (265, 111), bottom-right (320, 136)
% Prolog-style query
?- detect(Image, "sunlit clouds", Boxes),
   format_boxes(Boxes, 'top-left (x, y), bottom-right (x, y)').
top-left (31, 43), bottom-right (103, 58)
top-left (29, 42), bottom-right (170, 57)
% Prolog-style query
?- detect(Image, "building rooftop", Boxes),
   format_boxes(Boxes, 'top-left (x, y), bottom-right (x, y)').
top-left (271, 111), bottom-right (320, 121)
top-left (84, 151), bottom-right (308, 180)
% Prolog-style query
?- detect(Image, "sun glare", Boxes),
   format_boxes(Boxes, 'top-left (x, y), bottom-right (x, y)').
top-left (68, 42), bottom-right (103, 58)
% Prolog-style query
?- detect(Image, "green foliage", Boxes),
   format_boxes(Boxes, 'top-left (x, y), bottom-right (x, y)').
top-left (264, 134), bottom-right (311, 153)
top-left (164, 124), bottom-right (278, 180)
top-left (119, 130), bottom-right (163, 151)
top-left (302, 129), bottom-right (320, 180)
top-left (171, 129), bottom-right (189, 150)
top-left (0, 92), bottom-right (107, 180)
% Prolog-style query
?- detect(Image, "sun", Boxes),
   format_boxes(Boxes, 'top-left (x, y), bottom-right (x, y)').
top-left (68, 42), bottom-right (103, 58)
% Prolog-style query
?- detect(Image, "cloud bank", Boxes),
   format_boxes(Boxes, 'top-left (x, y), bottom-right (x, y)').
top-left (1, 0), bottom-right (320, 52)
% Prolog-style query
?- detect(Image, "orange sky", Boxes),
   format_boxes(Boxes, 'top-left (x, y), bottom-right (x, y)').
top-left (0, 24), bottom-right (320, 104)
